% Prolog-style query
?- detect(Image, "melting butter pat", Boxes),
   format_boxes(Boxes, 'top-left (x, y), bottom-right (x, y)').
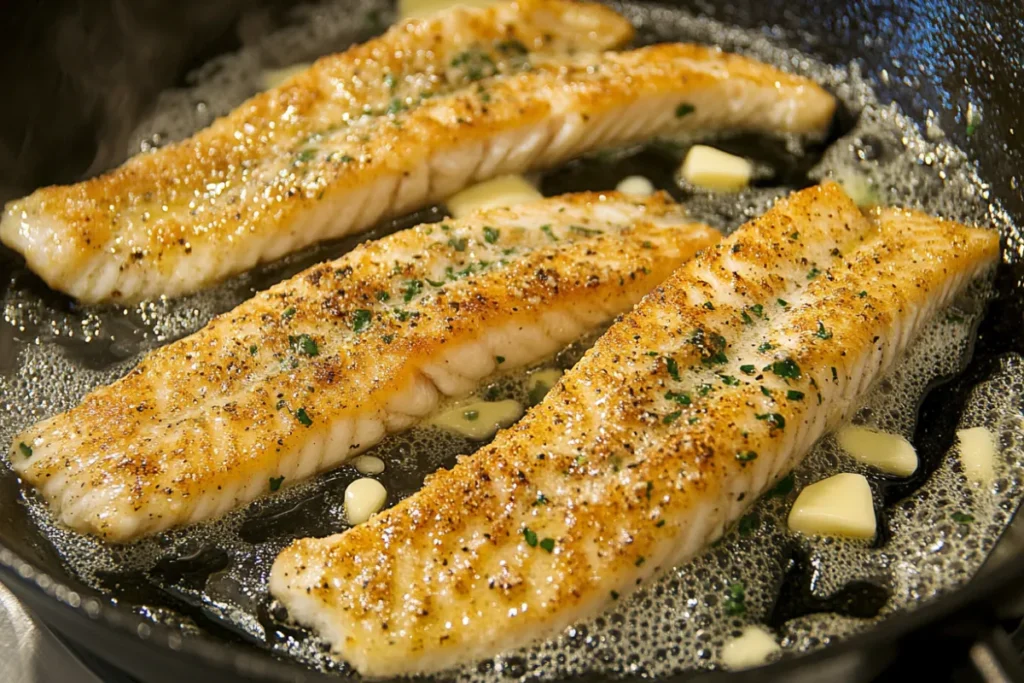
top-left (351, 455), bottom-right (385, 475)
top-left (399, 0), bottom-right (496, 19)
top-left (836, 425), bottom-right (918, 477)
top-left (445, 175), bottom-right (543, 218)
top-left (956, 426), bottom-right (997, 485)
top-left (721, 626), bottom-right (782, 670)
top-left (527, 368), bottom-right (563, 405)
top-left (262, 63), bottom-right (311, 90)
top-left (788, 473), bottom-right (876, 539)
top-left (680, 145), bottom-right (752, 192)
top-left (616, 175), bottom-right (656, 197)
top-left (344, 478), bottom-right (388, 525)
top-left (429, 399), bottom-right (523, 440)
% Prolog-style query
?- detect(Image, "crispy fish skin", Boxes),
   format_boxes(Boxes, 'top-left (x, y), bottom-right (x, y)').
top-left (0, 0), bottom-right (632, 304)
top-left (269, 183), bottom-right (999, 677)
top-left (1, 36), bottom-right (835, 303)
top-left (8, 192), bottom-right (719, 542)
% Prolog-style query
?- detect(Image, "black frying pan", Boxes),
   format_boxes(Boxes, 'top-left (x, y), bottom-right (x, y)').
top-left (2, 1), bottom-right (1024, 681)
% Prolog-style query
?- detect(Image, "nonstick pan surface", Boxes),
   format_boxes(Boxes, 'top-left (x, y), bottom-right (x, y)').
top-left (1, 1), bottom-right (1024, 682)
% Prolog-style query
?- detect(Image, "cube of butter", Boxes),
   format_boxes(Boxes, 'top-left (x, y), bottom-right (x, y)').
top-left (787, 473), bottom-right (876, 539)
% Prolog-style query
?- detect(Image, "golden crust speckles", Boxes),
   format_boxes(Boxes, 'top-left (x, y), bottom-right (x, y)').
top-left (0, 5), bottom-right (836, 302)
top-left (9, 191), bottom-right (720, 542)
top-left (269, 183), bottom-right (998, 677)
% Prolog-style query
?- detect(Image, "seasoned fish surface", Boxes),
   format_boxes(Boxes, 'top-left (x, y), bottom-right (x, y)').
top-left (270, 183), bottom-right (999, 677)
top-left (9, 192), bottom-right (719, 542)
top-left (0, 12), bottom-right (834, 302)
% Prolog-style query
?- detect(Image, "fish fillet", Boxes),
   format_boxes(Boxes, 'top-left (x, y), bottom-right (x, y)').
top-left (0, 26), bottom-right (835, 303)
top-left (8, 192), bottom-right (719, 542)
top-left (269, 183), bottom-right (999, 677)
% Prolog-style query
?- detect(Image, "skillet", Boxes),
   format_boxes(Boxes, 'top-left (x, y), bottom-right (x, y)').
top-left (1, 0), bottom-right (1024, 681)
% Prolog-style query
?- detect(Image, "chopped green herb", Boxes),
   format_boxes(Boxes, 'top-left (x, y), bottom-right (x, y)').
top-left (539, 537), bottom-right (556, 553)
top-left (740, 364), bottom-right (756, 375)
top-left (858, 290), bottom-right (868, 298)
top-left (768, 474), bottom-right (795, 497)
top-left (382, 334), bottom-right (394, 344)
top-left (807, 267), bottom-right (821, 280)
top-left (723, 582), bottom-right (747, 615)
top-left (523, 527), bottom-right (538, 547)
top-left (688, 416), bottom-right (700, 424)
top-left (698, 383), bottom-right (713, 396)
top-left (249, 345), bottom-right (258, 356)
top-left (570, 225), bottom-right (603, 237)
top-left (269, 475), bottom-right (285, 492)
top-left (663, 410), bottom-right (682, 425)
top-left (770, 358), bottom-right (802, 380)
top-left (383, 72), bottom-right (396, 90)
top-left (665, 356), bottom-right (681, 381)
top-left (282, 307), bottom-right (296, 320)
top-left (777, 298), bottom-right (789, 307)
top-left (665, 390), bottom-right (692, 406)
top-left (756, 412), bottom-right (786, 431)
top-left (425, 277), bottom-right (446, 287)
top-left (952, 511), bottom-right (974, 524)
top-left (450, 48), bottom-right (497, 81)
top-left (635, 556), bottom-right (646, 567)
top-left (496, 39), bottom-right (528, 56)
top-left (275, 399), bottom-right (287, 410)
top-left (533, 492), bottom-right (549, 506)
top-left (463, 409), bottom-right (480, 421)
top-left (741, 310), bottom-right (754, 325)
top-left (540, 224), bottom-right (557, 241)
top-left (496, 355), bottom-right (506, 364)
top-left (483, 226), bottom-right (500, 243)
top-left (758, 341), bottom-right (773, 353)
top-left (351, 309), bottom-right (372, 333)
top-left (448, 237), bottom-right (468, 252)
top-left (720, 375), bottom-right (740, 386)
top-left (610, 590), bottom-right (620, 600)
top-left (787, 389), bottom-right (805, 401)
top-left (675, 103), bottom-right (695, 118)
top-left (750, 304), bottom-right (764, 318)
top-left (703, 301), bottom-right (715, 311)
top-left (736, 450), bottom-right (758, 462)
top-left (18, 442), bottom-right (32, 458)
top-left (295, 149), bottom-right (316, 163)
top-left (789, 232), bottom-right (800, 240)
top-left (815, 321), bottom-right (833, 340)
top-left (403, 279), bottom-right (423, 302)
top-left (295, 408), bottom-right (313, 427)
top-left (761, 386), bottom-right (772, 397)
top-left (289, 333), bottom-right (319, 357)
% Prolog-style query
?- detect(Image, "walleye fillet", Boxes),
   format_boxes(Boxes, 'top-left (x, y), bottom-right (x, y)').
top-left (8, 192), bottom-right (719, 542)
top-left (0, 25), bottom-right (834, 303)
top-left (270, 183), bottom-right (999, 677)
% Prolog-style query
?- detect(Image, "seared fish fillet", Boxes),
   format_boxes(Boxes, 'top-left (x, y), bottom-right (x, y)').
top-left (270, 183), bottom-right (999, 677)
top-left (0, 19), bottom-right (834, 303)
top-left (8, 192), bottom-right (719, 542)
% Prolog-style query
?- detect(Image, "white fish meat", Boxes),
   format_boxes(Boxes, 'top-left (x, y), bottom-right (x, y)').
top-left (269, 182), bottom-right (999, 677)
top-left (8, 192), bottom-right (719, 542)
top-left (0, 10), bottom-right (833, 303)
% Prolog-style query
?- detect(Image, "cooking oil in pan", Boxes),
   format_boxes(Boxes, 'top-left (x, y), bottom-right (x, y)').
top-left (1, 0), bottom-right (1023, 679)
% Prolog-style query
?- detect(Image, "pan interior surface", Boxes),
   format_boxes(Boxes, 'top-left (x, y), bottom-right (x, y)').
top-left (1, 0), bottom-right (1023, 680)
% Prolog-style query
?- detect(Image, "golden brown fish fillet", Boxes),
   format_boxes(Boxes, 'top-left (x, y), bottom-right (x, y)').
top-left (270, 183), bottom-right (999, 677)
top-left (8, 192), bottom-right (719, 542)
top-left (0, 15), bottom-right (835, 303)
